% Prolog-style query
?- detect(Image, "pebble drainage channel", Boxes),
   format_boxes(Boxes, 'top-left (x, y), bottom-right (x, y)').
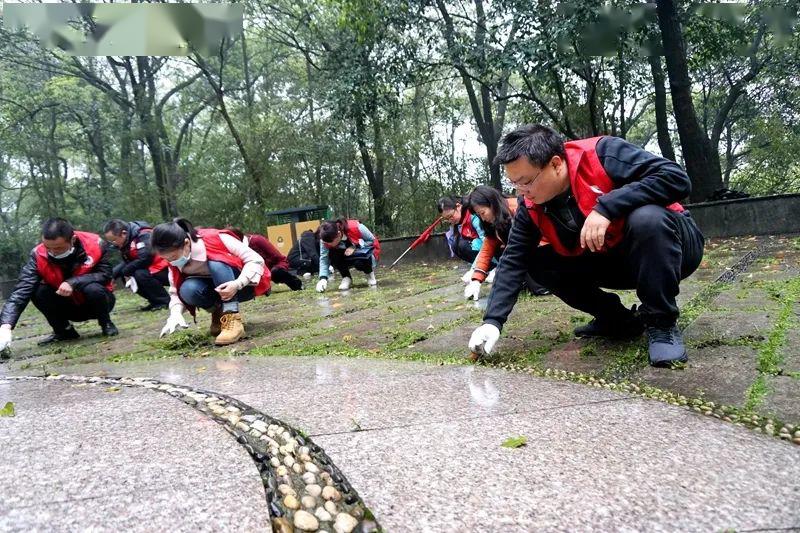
top-left (4, 375), bottom-right (381, 533)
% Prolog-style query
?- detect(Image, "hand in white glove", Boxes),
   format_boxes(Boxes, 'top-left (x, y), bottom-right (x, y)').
top-left (316, 278), bottom-right (328, 293)
top-left (461, 269), bottom-right (474, 284)
top-left (468, 323), bottom-right (500, 357)
top-left (0, 325), bottom-right (12, 352)
top-left (464, 280), bottom-right (482, 301)
top-left (485, 269), bottom-right (496, 284)
top-left (125, 276), bottom-right (139, 294)
top-left (160, 307), bottom-right (189, 338)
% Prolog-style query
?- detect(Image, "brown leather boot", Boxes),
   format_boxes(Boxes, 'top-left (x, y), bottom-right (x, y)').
top-left (215, 312), bottom-right (244, 346)
top-left (210, 306), bottom-right (223, 337)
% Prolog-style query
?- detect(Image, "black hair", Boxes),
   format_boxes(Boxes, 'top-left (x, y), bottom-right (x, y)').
top-left (41, 217), bottom-right (74, 240)
top-left (152, 217), bottom-right (198, 252)
top-left (319, 218), bottom-right (348, 243)
top-left (493, 124), bottom-right (566, 167)
top-left (436, 196), bottom-right (463, 213)
top-left (464, 186), bottom-right (513, 240)
top-left (102, 219), bottom-right (129, 236)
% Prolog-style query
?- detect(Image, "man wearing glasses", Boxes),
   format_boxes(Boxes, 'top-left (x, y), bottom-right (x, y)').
top-left (469, 124), bottom-right (704, 367)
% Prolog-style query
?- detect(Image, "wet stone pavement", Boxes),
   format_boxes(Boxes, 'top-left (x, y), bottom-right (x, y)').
top-left (1, 234), bottom-right (799, 531)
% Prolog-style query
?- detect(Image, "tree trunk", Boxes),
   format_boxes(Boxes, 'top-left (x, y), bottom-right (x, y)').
top-left (648, 54), bottom-right (676, 161)
top-left (655, 0), bottom-right (721, 202)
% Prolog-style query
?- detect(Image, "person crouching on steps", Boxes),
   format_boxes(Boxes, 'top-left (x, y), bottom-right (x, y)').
top-left (315, 218), bottom-right (380, 292)
top-left (152, 218), bottom-right (270, 346)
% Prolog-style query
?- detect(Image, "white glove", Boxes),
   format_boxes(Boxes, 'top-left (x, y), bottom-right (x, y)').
top-left (464, 280), bottom-right (482, 301)
top-left (316, 279), bottom-right (328, 293)
top-left (469, 324), bottom-right (500, 357)
top-left (461, 269), bottom-right (474, 284)
top-left (485, 269), bottom-right (496, 284)
top-left (125, 276), bottom-right (138, 294)
top-left (160, 307), bottom-right (189, 338)
top-left (0, 326), bottom-right (12, 352)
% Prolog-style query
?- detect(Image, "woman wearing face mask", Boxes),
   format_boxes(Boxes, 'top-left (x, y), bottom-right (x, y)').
top-left (151, 218), bottom-right (270, 346)
top-left (463, 186), bottom-right (551, 300)
top-left (436, 196), bottom-right (486, 283)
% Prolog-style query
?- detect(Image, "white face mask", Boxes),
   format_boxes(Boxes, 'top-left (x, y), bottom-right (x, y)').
top-left (169, 241), bottom-right (191, 269)
top-left (48, 246), bottom-right (75, 260)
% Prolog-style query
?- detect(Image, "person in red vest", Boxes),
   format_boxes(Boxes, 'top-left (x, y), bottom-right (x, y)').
top-left (0, 218), bottom-right (117, 352)
top-left (151, 218), bottom-right (270, 346)
top-left (227, 228), bottom-right (303, 291)
top-left (102, 219), bottom-right (171, 311)
top-left (468, 125), bottom-right (705, 366)
top-left (463, 185), bottom-right (550, 300)
top-left (315, 218), bottom-right (380, 292)
top-left (437, 196), bottom-right (487, 283)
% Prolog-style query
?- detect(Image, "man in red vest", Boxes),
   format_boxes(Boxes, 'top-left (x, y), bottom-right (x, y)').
top-left (0, 218), bottom-right (118, 352)
top-left (103, 219), bottom-right (171, 311)
top-left (468, 125), bottom-right (705, 366)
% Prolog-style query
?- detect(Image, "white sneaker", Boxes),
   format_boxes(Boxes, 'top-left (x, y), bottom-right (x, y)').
top-left (338, 277), bottom-right (352, 290)
top-left (367, 272), bottom-right (377, 286)
top-left (302, 272), bottom-right (312, 280)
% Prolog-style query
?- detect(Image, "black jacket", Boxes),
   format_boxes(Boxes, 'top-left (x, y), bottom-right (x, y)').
top-left (0, 239), bottom-right (113, 328)
top-left (111, 220), bottom-right (157, 279)
top-left (287, 230), bottom-right (320, 275)
top-left (483, 136), bottom-right (692, 331)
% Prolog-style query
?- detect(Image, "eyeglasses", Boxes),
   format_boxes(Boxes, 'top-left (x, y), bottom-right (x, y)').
top-left (510, 164), bottom-right (548, 189)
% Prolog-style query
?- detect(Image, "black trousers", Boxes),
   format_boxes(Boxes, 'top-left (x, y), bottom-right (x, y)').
top-left (453, 235), bottom-right (479, 265)
top-left (132, 268), bottom-right (170, 305)
top-left (32, 282), bottom-right (116, 333)
top-left (528, 205), bottom-right (705, 326)
top-left (271, 267), bottom-right (303, 291)
top-left (328, 249), bottom-right (373, 279)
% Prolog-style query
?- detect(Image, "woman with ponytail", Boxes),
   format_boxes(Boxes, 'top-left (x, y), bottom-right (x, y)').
top-left (315, 217), bottom-right (380, 292)
top-left (151, 218), bottom-right (270, 345)
top-left (436, 195), bottom-right (487, 283)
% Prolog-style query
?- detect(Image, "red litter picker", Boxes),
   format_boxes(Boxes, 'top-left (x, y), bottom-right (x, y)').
top-left (388, 217), bottom-right (443, 268)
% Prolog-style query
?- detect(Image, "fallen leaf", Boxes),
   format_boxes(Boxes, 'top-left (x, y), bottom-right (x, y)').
top-left (0, 402), bottom-right (15, 417)
top-left (105, 386), bottom-right (120, 393)
top-left (501, 435), bottom-right (528, 448)
top-left (196, 366), bottom-right (207, 373)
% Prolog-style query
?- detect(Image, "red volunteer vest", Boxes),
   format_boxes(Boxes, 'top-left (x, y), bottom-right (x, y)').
top-left (525, 136), bottom-right (684, 256)
top-left (458, 209), bottom-right (479, 240)
top-left (35, 231), bottom-right (114, 304)
top-left (127, 227), bottom-right (169, 274)
top-left (169, 228), bottom-right (272, 313)
top-left (323, 220), bottom-right (381, 261)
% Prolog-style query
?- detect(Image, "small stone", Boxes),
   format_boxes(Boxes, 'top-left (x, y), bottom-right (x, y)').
top-left (299, 446), bottom-right (310, 456)
top-left (284, 494), bottom-right (301, 510)
top-left (294, 510), bottom-right (319, 531)
top-left (304, 462), bottom-right (320, 473)
top-left (334, 512), bottom-right (358, 533)
top-left (320, 472), bottom-right (332, 483)
top-left (302, 495), bottom-right (317, 508)
top-left (293, 463), bottom-right (304, 474)
top-left (272, 517), bottom-right (293, 533)
top-left (793, 437), bottom-right (800, 445)
top-left (303, 472), bottom-right (317, 485)
top-left (306, 484), bottom-right (322, 497)
top-left (324, 501), bottom-right (337, 515)
top-left (284, 456), bottom-right (296, 468)
top-left (278, 484), bottom-right (296, 496)
top-left (315, 507), bottom-right (333, 522)
top-left (322, 486), bottom-right (341, 502)
top-left (270, 457), bottom-right (281, 468)
top-left (300, 454), bottom-right (312, 462)
top-left (276, 466), bottom-right (288, 477)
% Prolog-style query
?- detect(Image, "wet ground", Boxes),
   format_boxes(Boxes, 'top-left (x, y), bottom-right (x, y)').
top-left (1, 234), bottom-right (800, 531)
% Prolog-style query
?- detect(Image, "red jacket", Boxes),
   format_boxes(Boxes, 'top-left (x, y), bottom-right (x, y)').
top-left (35, 231), bottom-right (114, 304)
top-left (169, 228), bottom-right (271, 313)
top-left (458, 209), bottom-right (479, 240)
top-left (246, 234), bottom-right (289, 271)
top-left (525, 136), bottom-right (684, 256)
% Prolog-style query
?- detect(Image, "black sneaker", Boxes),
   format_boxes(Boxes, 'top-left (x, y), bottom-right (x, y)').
top-left (140, 303), bottom-right (168, 312)
top-left (101, 321), bottom-right (119, 337)
top-left (37, 326), bottom-right (80, 346)
top-left (574, 306), bottom-right (644, 339)
top-left (647, 325), bottom-right (688, 367)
